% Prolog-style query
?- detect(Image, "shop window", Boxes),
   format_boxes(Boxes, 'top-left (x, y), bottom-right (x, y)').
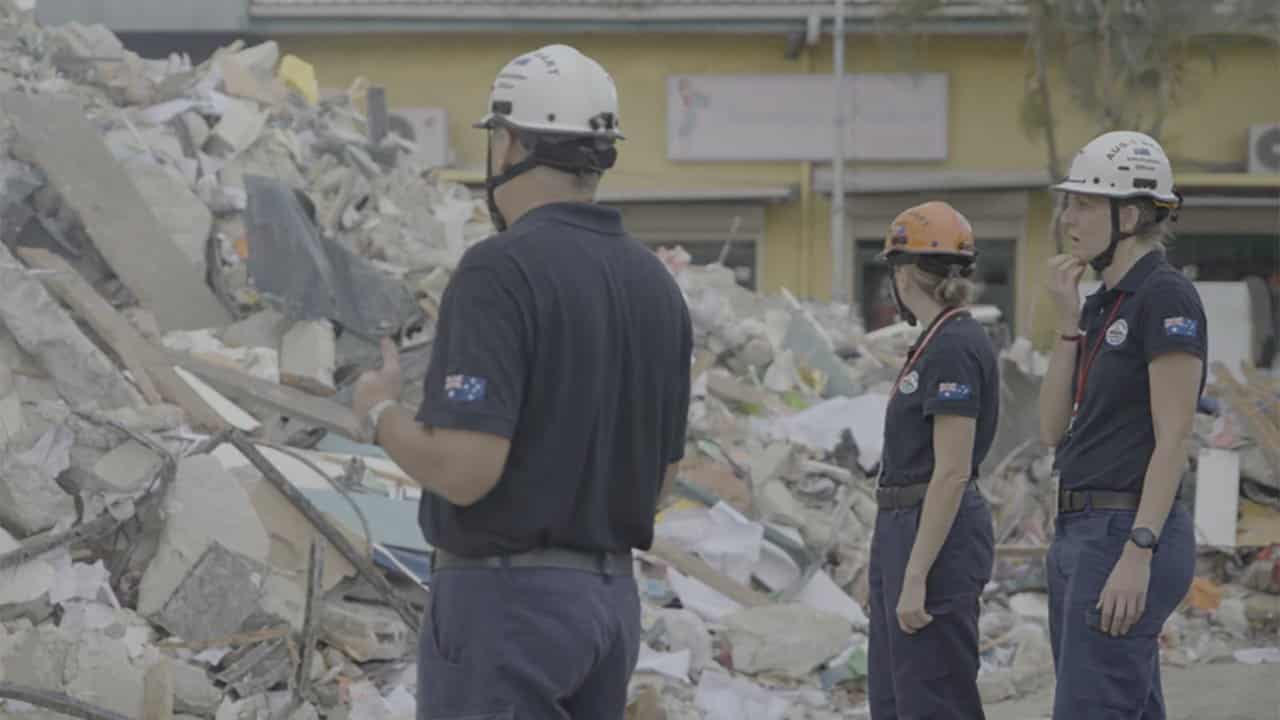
top-left (855, 238), bottom-right (1016, 332)
top-left (642, 238), bottom-right (758, 290)
top-left (1166, 234), bottom-right (1280, 282)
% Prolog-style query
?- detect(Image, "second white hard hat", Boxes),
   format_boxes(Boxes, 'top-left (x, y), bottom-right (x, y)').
top-left (474, 44), bottom-right (623, 140)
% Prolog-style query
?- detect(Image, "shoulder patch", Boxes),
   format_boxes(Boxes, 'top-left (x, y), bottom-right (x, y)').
top-left (1163, 316), bottom-right (1198, 338)
top-left (445, 374), bottom-right (487, 402)
top-left (937, 382), bottom-right (972, 401)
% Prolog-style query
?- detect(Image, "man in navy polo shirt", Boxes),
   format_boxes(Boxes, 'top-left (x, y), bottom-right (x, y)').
top-left (350, 44), bottom-right (692, 719)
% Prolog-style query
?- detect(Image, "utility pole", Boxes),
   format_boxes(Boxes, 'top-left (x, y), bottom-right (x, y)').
top-left (831, 0), bottom-right (848, 304)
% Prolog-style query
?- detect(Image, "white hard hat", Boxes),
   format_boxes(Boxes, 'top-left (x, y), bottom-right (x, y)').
top-left (1052, 130), bottom-right (1178, 204)
top-left (474, 44), bottom-right (623, 140)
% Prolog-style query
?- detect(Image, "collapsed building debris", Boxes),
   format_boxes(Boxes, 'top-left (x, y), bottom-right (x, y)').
top-left (0, 5), bottom-right (1278, 720)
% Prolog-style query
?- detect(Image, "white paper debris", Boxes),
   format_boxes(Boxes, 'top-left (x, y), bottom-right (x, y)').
top-left (636, 643), bottom-right (692, 682)
top-left (656, 501), bottom-right (764, 585)
top-left (694, 670), bottom-right (791, 720)
top-left (1234, 647), bottom-right (1280, 664)
top-left (666, 566), bottom-right (743, 622)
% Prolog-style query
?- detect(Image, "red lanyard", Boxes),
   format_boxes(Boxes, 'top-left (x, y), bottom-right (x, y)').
top-left (1072, 295), bottom-right (1126, 419)
top-left (891, 307), bottom-right (967, 400)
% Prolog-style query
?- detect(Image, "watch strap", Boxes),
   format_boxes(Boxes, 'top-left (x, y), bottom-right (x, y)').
top-left (366, 399), bottom-right (397, 441)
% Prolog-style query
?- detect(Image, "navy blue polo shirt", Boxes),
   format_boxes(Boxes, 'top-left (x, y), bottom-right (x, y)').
top-left (880, 312), bottom-right (999, 486)
top-left (415, 202), bottom-right (693, 557)
top-left (1053, 250), bottom-right (1208, 494)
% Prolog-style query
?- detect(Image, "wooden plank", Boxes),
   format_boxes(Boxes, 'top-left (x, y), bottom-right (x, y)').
top-left (141, 660), bottom-right (174, 720)
top-left (12, 247), bottom-right (228, 432)
top-left (18, 248), bottom-right (162, 404)
top-left (3, 93), bottom-right (229, 332)
top-left (648, 537), bottom-right (770, 608)
top-left (170, 350), bottom-right (364, 439)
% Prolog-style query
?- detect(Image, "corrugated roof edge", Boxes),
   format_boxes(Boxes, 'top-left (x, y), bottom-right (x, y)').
top-left (248, 1), bottom-right (1029, 28)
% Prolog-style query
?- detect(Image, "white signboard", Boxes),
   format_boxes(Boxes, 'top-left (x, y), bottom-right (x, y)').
top-left (667, 74), bottom-right (947, 162)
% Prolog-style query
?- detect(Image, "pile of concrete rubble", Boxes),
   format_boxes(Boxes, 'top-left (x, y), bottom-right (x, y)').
top-left (1, 5), bottom-right (1278, 720)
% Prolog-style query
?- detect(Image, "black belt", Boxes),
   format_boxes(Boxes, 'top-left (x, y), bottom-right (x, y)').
top-left (1057, 489), bottom-right (1141, 513)
top-left (432, 546), bottom-right (633, 577)
top-left (876, 482), bottom-right (930, 510)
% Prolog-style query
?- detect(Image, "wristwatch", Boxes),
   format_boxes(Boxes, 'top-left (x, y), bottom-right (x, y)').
top-left (365, 399), bottom-right (397, 443)
top-left (1129, 527), bottom-right (1158, 551)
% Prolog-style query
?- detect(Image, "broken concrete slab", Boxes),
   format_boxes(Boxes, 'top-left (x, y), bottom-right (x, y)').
top-left (0, 361), bottom-right (28, 454)
top-left (152, 542), bottom-right (268, 646)
top-left (3, 92), bottom-right (230, 332)
top-left (320, 599), bottom-right (412, 662)
top-left (0, 423), bottom-right (75, 537)
top-left (721, 603), bottom-right (852, 678)
top-left (137, 455), bottom-right (270, 620)
top-left (280, 319), bottom-right (336, 396)
top-left (236, 469), bottom-right (357, 593)
top-left (0, 528), bottom-right (57, 607)
top-left (0, 243), bottom-right (142, 411)
top-left (122, 157), bottom-right (214, 275)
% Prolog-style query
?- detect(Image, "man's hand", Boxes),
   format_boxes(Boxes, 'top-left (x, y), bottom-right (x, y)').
top-left (896, 575), bottom-right (934, 635)
top-left (1096, 545), bottom-right (1152, 636)
top-left (352, 337), bottom-right (403, 421)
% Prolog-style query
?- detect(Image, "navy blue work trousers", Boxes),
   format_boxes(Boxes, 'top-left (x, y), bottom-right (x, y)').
top-left (416, 565), bottom-right (641, 720)
top-left (868, 485), bottom-right (995, 720)
top-left (1046, 504), bottom-right (1195, 719)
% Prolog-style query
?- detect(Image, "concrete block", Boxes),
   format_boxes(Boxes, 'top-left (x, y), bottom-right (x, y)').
top-left (279, 319), bottom-right (336, 396)
top-left (173, 660), bottom-right (226, 716)
top-left (722, 603), bottom-right (852, 678)
top-left (138, 455), bottom-right (270, 619)
top-left (205, 98), bottom-right (267, 159)
top-left (320, 599), bottom-right (412, 662)
top-left (90, 439), bottom-right (163, 494)
top-left (0, 362), bottom-right (27, 454)
top-left (219, 308), bottom-right (286, 351)
top-left (153, 542), bottom-right (267, 646)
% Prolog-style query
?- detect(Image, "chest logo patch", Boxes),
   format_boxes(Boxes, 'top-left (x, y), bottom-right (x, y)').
top-left (1105, 318), bottom-right (1129, 347)
top-left (898, 370), bottom-right (919, 395)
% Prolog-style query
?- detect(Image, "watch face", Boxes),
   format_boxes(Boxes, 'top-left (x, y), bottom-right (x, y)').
top-left (1131, 528), bottom-right (1156, 548)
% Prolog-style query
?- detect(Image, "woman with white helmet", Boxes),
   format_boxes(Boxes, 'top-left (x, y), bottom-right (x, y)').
top-left (1038, 130), bottom-right (1205, 718)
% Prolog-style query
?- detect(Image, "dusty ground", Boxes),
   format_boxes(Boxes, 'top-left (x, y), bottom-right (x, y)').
top-left (984, 661), bottom-right (1280, 720)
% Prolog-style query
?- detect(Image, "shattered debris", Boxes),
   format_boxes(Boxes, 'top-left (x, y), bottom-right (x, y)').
top-left (1, 5), bottom-right (1278, 719)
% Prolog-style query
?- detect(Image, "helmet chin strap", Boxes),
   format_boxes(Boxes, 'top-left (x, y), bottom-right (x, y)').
top-left (1090, 199), bottom-right (1129, 273)
top-left (483, 133), bottom-right (539, 232)
top-left (891, 273), bottom-right (917, 328)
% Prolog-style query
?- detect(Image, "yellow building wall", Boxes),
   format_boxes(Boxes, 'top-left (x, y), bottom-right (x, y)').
top-left (275, 32), bottom-right (1280, 347)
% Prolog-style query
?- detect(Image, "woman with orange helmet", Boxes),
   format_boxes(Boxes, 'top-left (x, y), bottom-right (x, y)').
top-left (866, 201), bottom-right (998, 720)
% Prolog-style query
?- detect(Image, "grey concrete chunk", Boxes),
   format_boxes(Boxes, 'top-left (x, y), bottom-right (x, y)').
top-left (0, 242), bottom-right (142, 411)
top-left (138, 455), bottom-right (270, 619)
top-left (89, 439), bottom-right (163, 494)
top-left (320, 598), bottom-right (412, 662)
top-left (153, 542), bottom-right (267, 646)
top-left (0, 424), bottom-right (74, 537)
top-left (722, 603), bottom-right (852, 678)
top-left (172, 659), bottom-right (222, 716)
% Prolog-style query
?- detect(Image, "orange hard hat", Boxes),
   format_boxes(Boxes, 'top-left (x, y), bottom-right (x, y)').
top-left (881, 201), bottom-right (976, 261)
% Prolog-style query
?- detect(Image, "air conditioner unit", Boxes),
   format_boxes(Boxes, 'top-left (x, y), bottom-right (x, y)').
top-left (1247, 123), bottom-right (1280, 174)
top-left (387, 107), bottom-right (453, 169)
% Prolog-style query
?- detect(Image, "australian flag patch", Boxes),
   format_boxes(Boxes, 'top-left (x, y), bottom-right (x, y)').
top-left (937, 382), bottom-right (972, 401)
top-left (444, 374), bottom-right (487, 402)
top-left (1163, 316), bottom-right (1197, 338)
